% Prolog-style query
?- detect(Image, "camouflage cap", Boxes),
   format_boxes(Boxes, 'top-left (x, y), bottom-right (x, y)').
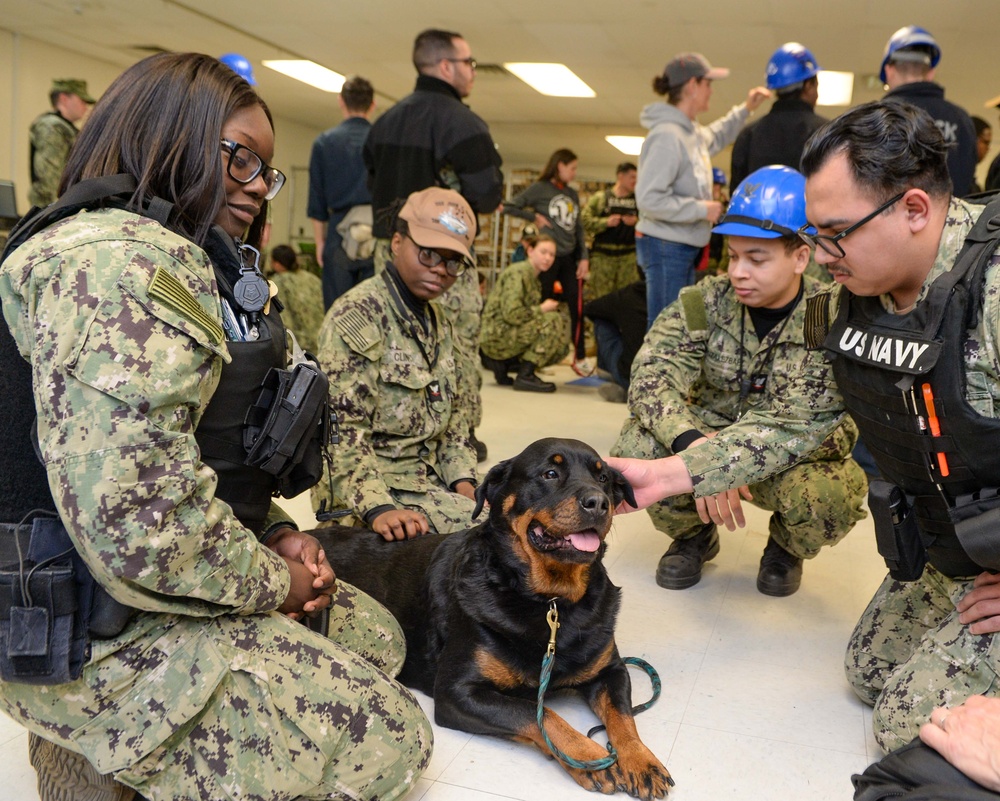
top-left (399, 187), bottom-right (475, 262)
top-left (51, 79), bottom-right (96, 103)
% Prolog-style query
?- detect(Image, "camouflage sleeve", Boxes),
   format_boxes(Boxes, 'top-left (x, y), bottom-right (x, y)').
top-left (679, 292), bottom-right (851, 495)
top-left (1, 219), bottom-right (290, 616)
top-left (581, 191), bottom-right (608, 238)
top-left (494, 264), bottom-right (541, 327)
top-left (435, 316), bottom-right (477, 487)
top-left (318, 305), bottom-right (397, 517)
top-left (30, 117), bottom-right (75, 205)
top-left (627, 286), bottom-right (713, 446)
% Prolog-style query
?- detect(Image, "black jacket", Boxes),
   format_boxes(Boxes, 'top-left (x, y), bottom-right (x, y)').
top-left (729, 96), bottom-right (827, 192)
top-left (884, 82), bottom-right (977, 198)
top-left (363, 75), bottom-right (503, 238)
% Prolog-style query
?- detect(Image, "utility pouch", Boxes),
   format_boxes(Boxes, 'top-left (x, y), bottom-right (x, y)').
top-left (244, 361), bottom-right (330, 498)
top-left (869, 479), bottom-right (927, 582)
top-left (949, 488), bottom-right (1000, 572)
top-left (0, 518), bottom-right (136, 685)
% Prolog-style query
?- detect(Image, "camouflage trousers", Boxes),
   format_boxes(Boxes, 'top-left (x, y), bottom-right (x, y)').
top-left (613, 417), bottom-right (868, 559)
top-left (0, 582), bottom-right (432, 801)
top-left (584, 249), bottom-right (640, 302)
top-left (480, 308), bottom-right (570, 368)
top-left (376, 238), bottom-right (483, 429)
top-left (845, 564), bottom-right (1000, 753)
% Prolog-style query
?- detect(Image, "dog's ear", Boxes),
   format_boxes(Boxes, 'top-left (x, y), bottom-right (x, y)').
top-left (606, 464), bottom-right (637, 510)
top-left (473, 459), bottom-right (513, 519)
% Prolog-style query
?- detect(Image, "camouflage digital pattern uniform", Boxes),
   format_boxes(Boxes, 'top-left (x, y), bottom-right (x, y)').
top-left (479, 260), bottom-right (569, 367)
top-left (374, 237), bottom-right (483, 430)
top-left (270, 267), bottom-right (325, 354)
top-left (311, 270), bottom-right (478, 534)
top-left (843, 198), bottom-right (1000, 752)
top-left (612, 273), bottom-right (867, 559)
top-left (581, 189), bottom-right (640, 302)
top-left (27, 112), bottom-right (77, 207)
top-left (0, 208), bottom-right (432, 801)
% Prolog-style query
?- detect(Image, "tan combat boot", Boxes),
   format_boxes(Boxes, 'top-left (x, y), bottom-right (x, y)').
top-left (28, 733), bottom-right (135, 801)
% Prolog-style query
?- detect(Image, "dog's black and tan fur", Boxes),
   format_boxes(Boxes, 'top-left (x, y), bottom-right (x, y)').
top-left (318, 437), bottom-right (672, 798)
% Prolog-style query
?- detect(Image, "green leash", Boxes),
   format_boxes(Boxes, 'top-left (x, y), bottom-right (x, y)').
top-left (535, 599), bottom-right (663, 772)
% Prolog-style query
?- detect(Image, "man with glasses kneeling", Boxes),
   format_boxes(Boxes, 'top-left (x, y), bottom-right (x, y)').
top-left (311, 188), bottom-right (479, 541)
top-left (800, 101), bottom-right (1000, 796)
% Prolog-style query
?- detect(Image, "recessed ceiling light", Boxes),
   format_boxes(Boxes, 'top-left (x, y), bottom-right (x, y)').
top-left (605, 135), bottom-right (644, 156)
top-left (816, 70), bottom-right (854, 107)
top-left (262, 60), bottom-right (345, 93)
top-left (503, 63), bottom-right (595, 97)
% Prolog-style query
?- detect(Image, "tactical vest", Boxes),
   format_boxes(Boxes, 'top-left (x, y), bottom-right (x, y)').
top-left (0, 175), bottom-right (286, 536)
top-left (824, 197), bottom-right (1000, 577)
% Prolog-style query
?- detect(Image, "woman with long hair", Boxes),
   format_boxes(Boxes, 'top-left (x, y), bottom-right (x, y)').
top-left (502, 148), bottom-right (591, 372)
top-left (0, 52), bottom-right (429, 801)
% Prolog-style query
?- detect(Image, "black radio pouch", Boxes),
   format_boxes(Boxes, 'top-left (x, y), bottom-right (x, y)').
top-left (244, 361), bottom-right (331, 498)
top-left (869, 479), bottom-right (927, 582)
top-left (0, 517), bottom-right (132, 684)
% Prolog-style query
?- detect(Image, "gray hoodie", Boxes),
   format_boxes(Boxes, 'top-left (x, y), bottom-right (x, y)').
top-left (635, 101), bottom-right (748, 247)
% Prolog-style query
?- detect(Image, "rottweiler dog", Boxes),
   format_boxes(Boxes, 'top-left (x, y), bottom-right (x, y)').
top-left (317, 437), bottom-right (673, 799)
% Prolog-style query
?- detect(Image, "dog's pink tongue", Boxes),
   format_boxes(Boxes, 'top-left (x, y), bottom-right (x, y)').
top-left (567, 531), bottom-right (601, 552)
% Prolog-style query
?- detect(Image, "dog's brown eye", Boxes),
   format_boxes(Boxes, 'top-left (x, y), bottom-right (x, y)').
top-left (598, 474), bottom-right (608, 483)
top-left (543, 469), bottom-right (559, 480)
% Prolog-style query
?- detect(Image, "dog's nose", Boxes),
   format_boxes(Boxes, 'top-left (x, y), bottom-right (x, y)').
top-left (580, 493), bottom-right (610, 515)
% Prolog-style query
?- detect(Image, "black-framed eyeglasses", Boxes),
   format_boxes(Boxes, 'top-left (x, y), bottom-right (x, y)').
top-left (220, 139), bottom-right (286, 201)
top-left (406, 234), bottom-right (469, 276)
top-left (798, 192), bottom-right (905, 258)
top-left (445, 57), bottom-right (477, 70)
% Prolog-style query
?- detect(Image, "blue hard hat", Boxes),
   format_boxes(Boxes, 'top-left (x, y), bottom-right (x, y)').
top-left (220, 52), bottom-right (257, 85)
top-left (766, 43), bottom-right (820, 91)
top-left (713, 165), bottom-right (812, 239)
top-left (712, 167), bottom-right (726, 185)
top-left (879, 25), bottom-right (940, 84)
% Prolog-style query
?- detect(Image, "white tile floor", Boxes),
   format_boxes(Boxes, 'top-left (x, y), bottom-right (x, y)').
top-left (0, 364), bottom-right (889, 800)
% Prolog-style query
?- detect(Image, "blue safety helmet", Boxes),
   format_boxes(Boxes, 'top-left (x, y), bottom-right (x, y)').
top-left (713, 165), bottom-right (813, 239)
top-left (765, 43), bottom-right (820, 91)
top-left (712, 167), bottom-right (726, 186)
top-left (219, 52), bottom-right (257, 85)
top-left (879, 26), bottom-right (941, 84)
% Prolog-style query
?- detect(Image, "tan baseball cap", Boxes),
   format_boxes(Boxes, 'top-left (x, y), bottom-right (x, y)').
top-left (399, 187), bottom-right (475, 262)
top-left (51, 79), bottom-right (96, 103)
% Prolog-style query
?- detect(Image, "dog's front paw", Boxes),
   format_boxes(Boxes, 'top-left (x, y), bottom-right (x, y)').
top-left (579, 740), bottom-right (673, 799)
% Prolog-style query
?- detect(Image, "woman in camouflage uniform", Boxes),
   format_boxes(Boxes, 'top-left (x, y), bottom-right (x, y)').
top-left (0, 53), bottom-right (430, 801)
top-left (313, 187), bottom-right (479, 541)
top-left (479, 232), bottom-right (569, 392)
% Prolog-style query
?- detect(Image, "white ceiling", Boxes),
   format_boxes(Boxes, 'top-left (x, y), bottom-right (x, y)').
top-left (2, 0), bottom-right (999, 180)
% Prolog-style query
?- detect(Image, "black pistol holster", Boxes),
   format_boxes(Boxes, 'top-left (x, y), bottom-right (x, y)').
top-left (868, 479), bottom-right (927, 582)
top-left (244, 360), bottom-right (331, 498)
top-left (0, 516), bottom-right (134, 685)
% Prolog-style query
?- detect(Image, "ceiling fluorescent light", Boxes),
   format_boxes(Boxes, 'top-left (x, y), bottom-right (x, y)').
top-left (262, 60), bottom-right (345, 92)
top-left (605, 135), bottom-right (644, 156)
top-left (504, 63), bottom-right (595, 97)
top-left (816, 70), bottom-right (854, 107)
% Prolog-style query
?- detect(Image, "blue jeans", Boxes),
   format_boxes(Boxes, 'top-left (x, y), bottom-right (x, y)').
top-left (636, 235), bottom-right (701, 329)
top-left (593, 319), bottom-right (627, 388)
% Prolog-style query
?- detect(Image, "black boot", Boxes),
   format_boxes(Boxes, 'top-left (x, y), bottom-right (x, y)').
top-left (756, 536), bottom-right (803, 596)
top-left (513, 361), bottom-right (556, 393)
top-left (469, 429), bottom-right (488, 462)
top-left (655, 524), bottom-right (719, 589)
top-left (480, 352), bottom-right (514, 386)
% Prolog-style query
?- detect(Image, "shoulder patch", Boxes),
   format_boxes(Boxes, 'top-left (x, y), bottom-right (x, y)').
top-left (803, 292), bottom-right (831, 350)
top-left (148, 266), bottom-right (224, 346)
top-left (335, 307), bottom-right (384, 355)
top-left (679, 285), bottom-right (708, 333)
